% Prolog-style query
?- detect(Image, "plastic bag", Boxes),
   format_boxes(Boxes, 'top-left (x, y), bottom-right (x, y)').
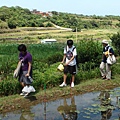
top-left (22, 85), bottom-right (36, 93)
top-left (107, 55), bottom-right (116, 65)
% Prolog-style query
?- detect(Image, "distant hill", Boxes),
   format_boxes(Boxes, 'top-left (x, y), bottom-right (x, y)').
top-left (0, 6), bottom-right (120, 31)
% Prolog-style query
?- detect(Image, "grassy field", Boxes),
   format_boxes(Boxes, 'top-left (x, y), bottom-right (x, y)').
top-left (0, 27), bottom-right (120, 113)
top-left (0, 27), bottom-right (119, 44)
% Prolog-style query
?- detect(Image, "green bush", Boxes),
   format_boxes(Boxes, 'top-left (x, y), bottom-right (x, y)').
top-left (110, 32), bottom-right (120, 55)
top-left (76, 40), bottom-right (101, 65)
top-left (0, 79), bottom-right (21, 96)
top-left (0, 42), bottom-right (118, 96)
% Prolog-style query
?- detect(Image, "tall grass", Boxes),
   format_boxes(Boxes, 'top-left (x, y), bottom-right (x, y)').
top-left (0, 41), bottom-right (118, 96)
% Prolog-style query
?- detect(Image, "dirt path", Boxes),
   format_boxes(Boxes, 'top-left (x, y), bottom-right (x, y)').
top-left (52, 23), bottom-right (72, 31)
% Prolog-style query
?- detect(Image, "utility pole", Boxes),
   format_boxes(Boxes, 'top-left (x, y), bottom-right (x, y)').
top-left (76, 27), bottom-right (77, 43)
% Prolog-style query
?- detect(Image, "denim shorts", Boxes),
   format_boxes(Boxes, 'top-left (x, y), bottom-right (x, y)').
top-left (18, 71), bottom-right (32, 85)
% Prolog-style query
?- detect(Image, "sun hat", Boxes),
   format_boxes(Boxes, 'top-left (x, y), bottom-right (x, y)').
top-left (102, 39), bottom-right (109, 44)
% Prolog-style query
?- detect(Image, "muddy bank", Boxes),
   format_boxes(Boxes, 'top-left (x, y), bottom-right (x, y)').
top-left (0, 78), bottom-right (120, 113)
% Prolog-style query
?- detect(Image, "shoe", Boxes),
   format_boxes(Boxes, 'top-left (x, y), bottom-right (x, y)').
top-left (20, 92), bottom-right (26, 96)
top-left (105, 78), bottom-right (110, 80)
top-left (24, 93), bottom-right (29, 98)
top-left (71, 82), bottom-right (74, 87)
top-left (102, 76), bottom-right (106, 79)
top-left (59, 82), bottom-right (67, 87)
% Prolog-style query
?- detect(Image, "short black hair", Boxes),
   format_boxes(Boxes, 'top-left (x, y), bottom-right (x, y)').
top-left (18, 44), bottom-right (27, 52)
top-left (67, 40), bottom-right (73, 46)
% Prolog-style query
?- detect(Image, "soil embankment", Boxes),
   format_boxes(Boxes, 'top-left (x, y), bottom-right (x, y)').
top-left (0, 77), bottom-right (120, 113)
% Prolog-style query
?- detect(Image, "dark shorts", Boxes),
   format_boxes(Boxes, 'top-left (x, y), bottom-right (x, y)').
top-left (64, 65), bottom-right (76, 75)
top-left (18, 71), bottom-right (32, 85)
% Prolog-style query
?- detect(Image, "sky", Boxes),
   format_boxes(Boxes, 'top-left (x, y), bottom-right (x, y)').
top-left (0, 0), bottom-right (120, 16)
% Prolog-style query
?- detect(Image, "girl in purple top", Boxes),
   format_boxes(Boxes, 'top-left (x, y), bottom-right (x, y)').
top-left (17, 44), bottom-right (34, 96)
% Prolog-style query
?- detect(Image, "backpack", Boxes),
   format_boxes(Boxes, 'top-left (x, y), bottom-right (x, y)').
top-left (66, 46), bottom-right (79, 68)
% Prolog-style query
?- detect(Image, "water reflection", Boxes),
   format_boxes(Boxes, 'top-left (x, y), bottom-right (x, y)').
top-left (116, 94), bottom-right (120, 120)
top-left (44, 101), bottom-right (46, 120)
top-left (57, 96), bottom-right (78, 120)
top-left (20, 95), bottom-right (37, 120)
top-left (2, 88), bottom-right (120, 119)
top-left (20, 110), bottom-right (34, 120)
top-left (99, 91), bottom-right (112, 120)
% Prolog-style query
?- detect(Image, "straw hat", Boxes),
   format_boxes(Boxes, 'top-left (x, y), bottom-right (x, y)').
top-left (102, 39), bottom-right (108, 44)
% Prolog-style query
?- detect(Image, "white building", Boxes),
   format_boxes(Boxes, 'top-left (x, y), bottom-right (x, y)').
top-left (41, 39), bottom-right (57, 44)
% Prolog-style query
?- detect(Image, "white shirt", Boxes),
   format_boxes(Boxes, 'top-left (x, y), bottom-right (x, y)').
top-left (64, 45), bottom-right (77, 66)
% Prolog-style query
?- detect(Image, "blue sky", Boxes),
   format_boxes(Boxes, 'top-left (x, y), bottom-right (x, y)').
top-left (0, 0), bottom-right (120, 16)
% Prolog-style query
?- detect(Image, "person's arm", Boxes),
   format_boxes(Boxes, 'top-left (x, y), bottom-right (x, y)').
top-left (25, 62), bottom-right (32, 77)
top-left (17, 53), bottom-right (22, 67)
top-left (61, 54), bottom-right (66, 63)
top-left (65, 55), bottom-right (75, 66)
top-left (25, 53), bottom-right (32, 77)
top-left (61, 47), bottom-right (67, 64)
top-left (15, 58), bottom-right (23, 70)
top-left (17, 60), bottom-right (22, 67)
top-left (109, 48), bottom-right (114, 56)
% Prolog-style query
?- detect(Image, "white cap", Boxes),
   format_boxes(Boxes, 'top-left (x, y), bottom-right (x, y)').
top-left (102, 39), bottom-right (108, 44)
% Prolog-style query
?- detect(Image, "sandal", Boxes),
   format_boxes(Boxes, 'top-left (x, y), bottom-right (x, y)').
top-left (102, 76), bottom-right (106, 79)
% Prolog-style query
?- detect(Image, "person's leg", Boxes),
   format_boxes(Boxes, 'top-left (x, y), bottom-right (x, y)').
top-left (106, 63), bottom-right (111, 80)
top-left (71, 96), bottom-right (75, 105)
top-left (63, 74), bottom-right (67, 84)
top-left (19, 71), bottom-right (25, 88)
top-left (20, 82), bottom-right (25, 87)
top-left (20, 71), bottom-right (29, 96)
top-left (70, 65), bottom-right (76, 87)
top-left (63, 98), bottom-right (68, 106)
top-left (19, 72), bottom-right (26, 96)
top-left (59, 74), bottom-right (67, 87)
top-left (100, 62), bottom-right (106, 78)
top-left (71, 75), bottom-right (75, 87)
top-left (60, 66), bottom-right (68, 87)
top-left (71, 74), bottom-right (75, 83)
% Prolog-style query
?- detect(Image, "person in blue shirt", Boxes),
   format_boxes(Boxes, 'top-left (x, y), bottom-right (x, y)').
top-left (100, 39), bottom-right (114, 80)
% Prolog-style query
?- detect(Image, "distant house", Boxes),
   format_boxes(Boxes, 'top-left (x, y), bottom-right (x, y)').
top-left (41, 39), bottom-right (57, 44)
top-left (31, 9), bottom-right (52, 17)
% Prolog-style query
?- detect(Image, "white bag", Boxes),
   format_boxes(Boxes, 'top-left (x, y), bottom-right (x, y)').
top-left (107, 55), bottom-right (116, 65)
top-left (22, 85), bottom-right (36, 93)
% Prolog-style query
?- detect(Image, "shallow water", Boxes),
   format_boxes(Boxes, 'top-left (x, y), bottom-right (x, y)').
top-left (0, 87), bottom-right (120, 120)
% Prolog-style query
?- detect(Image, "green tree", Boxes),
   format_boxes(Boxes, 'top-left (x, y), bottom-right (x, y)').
top-left (8, 18), bottom-right (17, 29)
top-left (0, 20), bottom-right (8, 29)
top-left (110, 32), bottom-right (120, 55)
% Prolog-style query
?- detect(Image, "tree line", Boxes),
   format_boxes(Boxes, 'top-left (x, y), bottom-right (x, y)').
top-left (0, 6), bottom-right (120, 31)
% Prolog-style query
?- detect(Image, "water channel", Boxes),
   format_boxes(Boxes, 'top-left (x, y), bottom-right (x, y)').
top-left (0, 87), bottom-right (120, 120)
